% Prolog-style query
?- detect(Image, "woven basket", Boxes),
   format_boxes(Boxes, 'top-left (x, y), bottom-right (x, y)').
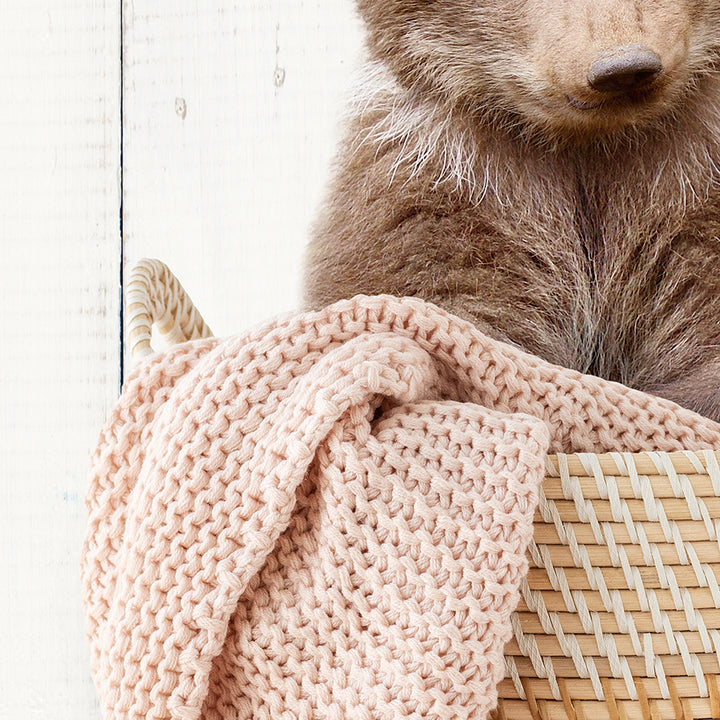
top-left (127, 258), bottom-right (720, 720)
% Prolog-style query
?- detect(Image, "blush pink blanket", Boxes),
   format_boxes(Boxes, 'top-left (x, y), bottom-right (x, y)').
top-left (81, 295), bottom-right (720, 720)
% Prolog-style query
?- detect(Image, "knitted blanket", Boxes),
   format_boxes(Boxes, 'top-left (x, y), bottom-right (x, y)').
top-left (81, 295), bottom-right (720, 720)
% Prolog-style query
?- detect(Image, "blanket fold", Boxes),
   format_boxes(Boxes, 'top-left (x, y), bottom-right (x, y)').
top-left (81, 295), bottom-right (720, 720)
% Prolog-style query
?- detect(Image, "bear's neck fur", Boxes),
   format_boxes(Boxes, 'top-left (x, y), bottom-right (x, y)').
top-left (305, 63), bottom-right (720, 417)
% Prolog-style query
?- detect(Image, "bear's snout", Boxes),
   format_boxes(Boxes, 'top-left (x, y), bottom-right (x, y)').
top-left (587, 45), bottom-right (663, 94)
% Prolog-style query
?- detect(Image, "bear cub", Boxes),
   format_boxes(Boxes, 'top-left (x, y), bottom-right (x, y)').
top-left (304, 0), bottom-right (720, 421)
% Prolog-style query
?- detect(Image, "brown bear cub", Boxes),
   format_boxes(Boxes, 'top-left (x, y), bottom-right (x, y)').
top-left (304, 0), bottom-right (720, 421)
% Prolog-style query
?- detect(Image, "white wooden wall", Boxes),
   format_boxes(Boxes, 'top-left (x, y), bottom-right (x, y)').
top-left (124, 1), bottom-right (363, 339)
top-left (0, 2), bottom-right (362, 716)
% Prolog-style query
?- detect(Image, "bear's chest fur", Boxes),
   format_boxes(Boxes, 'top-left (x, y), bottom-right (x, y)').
top-left (304, 64), bottom-right (720, 419)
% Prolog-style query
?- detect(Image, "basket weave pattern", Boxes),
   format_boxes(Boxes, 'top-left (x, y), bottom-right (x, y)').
top-left (495, 452), bottom-right (720, 720)
top-left (125, 258), bottom-right (213, 359)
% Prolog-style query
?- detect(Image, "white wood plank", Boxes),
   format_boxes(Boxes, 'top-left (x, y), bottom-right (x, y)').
top-left (122, 0), bottom-right (363, 349)
top-left (0, 1), bottom-right (120, 717)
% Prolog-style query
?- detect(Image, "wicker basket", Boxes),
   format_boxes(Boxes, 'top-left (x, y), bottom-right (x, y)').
top-left (127, 258), bottom-right (720, 720)
top-left (125, 258), bottom-right (213, 359)
top-left (497, 451), bottom-right (720, 720)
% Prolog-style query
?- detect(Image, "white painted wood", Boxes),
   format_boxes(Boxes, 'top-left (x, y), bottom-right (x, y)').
top-left (0, 2), bottom-right (120, 718)
top-left (122, 0), bottom-right (364, 350)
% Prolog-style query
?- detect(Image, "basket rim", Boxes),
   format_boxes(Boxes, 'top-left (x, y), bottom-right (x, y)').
top-left (545, 450), bottom-right (720, 477)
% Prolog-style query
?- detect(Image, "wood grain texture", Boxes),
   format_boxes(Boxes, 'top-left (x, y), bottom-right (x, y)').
top-left (0, 1), bottom-right (120, 718)
top-left (122, 0), bottom-right (363, 360)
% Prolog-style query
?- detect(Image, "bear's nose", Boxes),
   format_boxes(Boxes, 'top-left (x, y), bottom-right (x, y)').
top-left (588, 45), bottom-right (663, 93)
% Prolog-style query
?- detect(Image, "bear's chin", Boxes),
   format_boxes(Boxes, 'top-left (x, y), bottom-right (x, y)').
top-left (513, 90), bottom-right (676, 144)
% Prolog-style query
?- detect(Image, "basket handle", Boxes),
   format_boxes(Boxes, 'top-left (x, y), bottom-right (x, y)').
top-left (126, 258), bottom-right (214, 360)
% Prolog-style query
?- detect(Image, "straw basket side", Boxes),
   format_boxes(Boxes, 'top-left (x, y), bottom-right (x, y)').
top-left (126, 259), bottom-right (720, 720)
top-left (493, 450), bottom-right (720, 720)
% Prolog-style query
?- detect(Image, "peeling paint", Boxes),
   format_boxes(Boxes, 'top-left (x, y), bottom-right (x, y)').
top-left (273, 22), bottom-right (286, 89)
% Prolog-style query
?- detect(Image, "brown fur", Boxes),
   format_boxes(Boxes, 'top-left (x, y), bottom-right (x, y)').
top-left (304, 0), bottom-right (720, 420)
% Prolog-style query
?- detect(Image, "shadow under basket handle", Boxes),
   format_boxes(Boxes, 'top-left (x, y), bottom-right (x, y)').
top-left (126, 258), bottom-right (214, 361)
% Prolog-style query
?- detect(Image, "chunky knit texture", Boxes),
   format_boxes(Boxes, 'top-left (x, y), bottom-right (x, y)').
top-left (81, 295), bottom-right (720, 720)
